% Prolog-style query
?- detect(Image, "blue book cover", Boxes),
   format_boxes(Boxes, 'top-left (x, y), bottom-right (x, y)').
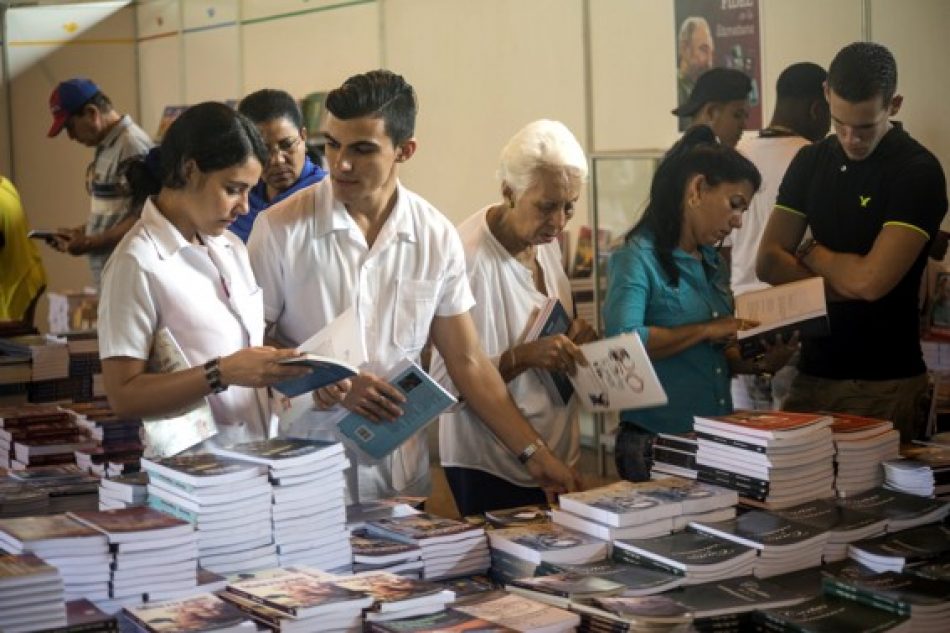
top-left (336, 359), bottom-right (456, 460)
top-left (272, 354), bottom-right (359, 398)
top-left (530, 298), bottom-right (574, 406)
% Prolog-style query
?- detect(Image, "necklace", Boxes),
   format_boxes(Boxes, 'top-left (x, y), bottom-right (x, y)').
top-left (759, 124), bottom-right (800, 138)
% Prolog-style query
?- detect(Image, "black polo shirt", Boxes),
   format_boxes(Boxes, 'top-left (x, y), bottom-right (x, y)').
top-left (776, 122), bottom-right (948, 380)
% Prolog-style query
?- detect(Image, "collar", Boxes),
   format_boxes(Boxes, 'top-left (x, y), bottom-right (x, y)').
top-left (630, 231), bottom-right (720, 268)
top-left (141, 197), bottom-right (231, 260)
top-left (313, 179), bottom-right (417, 244)
top-left (248, 156), bottom-right (326, 209)
top-left (96, 115), bottom-right (132, 153)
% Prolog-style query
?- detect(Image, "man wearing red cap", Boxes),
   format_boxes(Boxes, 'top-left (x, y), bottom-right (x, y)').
top-left (46, 78), bottom-right (153, 286)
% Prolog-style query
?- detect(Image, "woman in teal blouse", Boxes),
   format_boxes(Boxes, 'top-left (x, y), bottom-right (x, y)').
top-left (603, 126), bottom-right (797, 481)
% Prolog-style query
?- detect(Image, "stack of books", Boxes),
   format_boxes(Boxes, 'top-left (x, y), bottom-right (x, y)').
top-left (68, 507), bottom-right (198, 605)
top-left (772, 498), bottom-right (886, 562)
top-left (0, 404), bottom-right (95, 470)
top-left (651, 432), bottom-right (698, 479)
top-left (209, 438), bottom-right (352, 572)
top-left (830, 413), bottom-right (900, 497)
top-left (822, 566), bottom-right (950, 633)
top-left (0, 475), bottom-right (47, 517)
top-left (612, 531), bottom-right (756, 585)
top-left (123, 592), bottom-right (257, 633)
top-left (689, 510), bottom-right (829, 577)
top-left (223, 568), bottom-right (371, 632)
top-left (484, 504), bottom-right (550, 529)
top-left (754, 594), bottom-right (911, 632)
top-left (46, 290), bottom-right (98, 336)
top-left (693, 410), bottom-right (836, 509)
top-left (0, 552), bottom-right (67, 632)
top-left (883, 444), bottom-right (950, 499)
top-left (536, 558), bottom-right (685, 597)
top-left (669, 575), bottom-right (809, 632)
top-left (98, 471), bottom-right (148, 511)
top-left (368, 513), bottom-right (490, 580)
top-left (553, 477), bottom-right (737, 541)
top-left (345, 496), bottom-right (424, 531)
top-left (487, 522), bottom-right (607, 584)
top-left (452, 591), bottom-right (581, 632)
top-left (351, 527), bottom-right (424, 576)
top-left (331, 571), bottom-right (457, 624)
top-left (0, 334), bottom-right (69, 382)
top-left (142, 453), bottom-right (277, 575)
top-left (847, 523), bottom-right (950, 573)
top-left (835, 487), bottom-right (950, 532)
top-left (5, 465), bottom-right (99, 513)
top-left (0, 349), bottom-right (30, 407)
top-left (0, 513), bottom-right (111, 601)
top-left (69, 400), bottom-right (143, 477)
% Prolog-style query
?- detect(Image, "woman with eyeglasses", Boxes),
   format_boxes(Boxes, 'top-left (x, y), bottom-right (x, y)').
top-left (603, 125), bottom-right (797, 482)
top-left (229, 89), bottom-right (327, 243)
top-left (97, 102), bottom-right (308, 454)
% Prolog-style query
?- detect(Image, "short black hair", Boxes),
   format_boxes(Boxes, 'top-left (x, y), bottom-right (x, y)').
top-left (238, 88), bottom-right (303, 129)
top-left (828, 42), bottom-right (897, 104)
top-left (88, 92), bottom-right (113, 114)
top-left (776, 62), bottom-right (827, 100)
top-left (325, 69), bottom-right (417, 145)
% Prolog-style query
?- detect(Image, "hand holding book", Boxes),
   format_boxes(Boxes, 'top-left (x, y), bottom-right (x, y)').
top-left (333, 371), bottom-right (408, 422)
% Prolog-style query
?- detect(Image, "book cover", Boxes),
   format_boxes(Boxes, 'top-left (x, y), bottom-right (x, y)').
top-left (612, 531), bottom-right (756, 574)
top-left (67, 507), bottom-right (193, 542)
top-left (0, 552), bottom-right (59, 583)
top-left (488, 523), bottom-right (607, 564)
top-left (754, 594), bottom-right (909, 632)
top-left (272, 353), bottom-right (359, 398)
top-left (226, 571), bottom-right (371, 618)
top-left (849, 523), bottom-right (950, 570)
top-left (523, 298), bottom-right (575, 406)
top-left (335, 358), bottom-right (456, 460)
top-left (508, 571), bottom-right (623, 599)
top-left (484, 504), bottom-right (549, 528)
top-left (454, 592), bottom-right (580, 630)
top-left (370, 608), bottom-right (516, 632)
top-left (539, 558), bottom-right (684, 595)
top-left (822, 569), bottom-right (950, 612)
top-left (689, 510), bottom-right (827, 551)
top-left (140, 453), bottom-right (263, 488)
top-left (369, 513), bottom-right (482, 543)
top-left (567, 333), bottom-right (667, 412)
top-left (694, 409), bottom-right (832, 439)
top-left (735, 277), bottom-right (828, 358)
top-left (586, 594), bottom-right (693, 623)
top-left (123, 592), bottom-right (249, 632)
top-left (835, 487), bottom-right (950, 524)
top-left (772, 499), bottom-right (885, 535)
top-left (671, 575), bottom-right (809, 618)
top-left (208, 437), bottom-right (343, 469)
top-left (142, 327), bottom-right (216, 458)
top-left (351, 528), bottom-right (422, 562)
top-left (332, 572), bottom-right (446, 606)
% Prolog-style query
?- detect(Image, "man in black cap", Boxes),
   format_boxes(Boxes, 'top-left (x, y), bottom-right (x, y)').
top-left (46, 77), bottom-right (152, 287)
top-left (672, 67), bottom-right (752, 148)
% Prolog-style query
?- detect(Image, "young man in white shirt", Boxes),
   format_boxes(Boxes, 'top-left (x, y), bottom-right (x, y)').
top-left (248, 70), bottom-right (580, 503)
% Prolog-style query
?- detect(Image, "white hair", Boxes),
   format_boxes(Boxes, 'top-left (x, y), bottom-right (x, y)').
top-left (498, 119), bottom-right (588, 198)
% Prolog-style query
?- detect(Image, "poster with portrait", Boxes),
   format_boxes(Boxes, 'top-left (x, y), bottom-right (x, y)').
top-left (674, 0), bottom-right (762, 131)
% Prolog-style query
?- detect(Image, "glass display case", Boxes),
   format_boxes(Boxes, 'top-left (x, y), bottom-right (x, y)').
top-left (582, 149), bottom-right (665, 474)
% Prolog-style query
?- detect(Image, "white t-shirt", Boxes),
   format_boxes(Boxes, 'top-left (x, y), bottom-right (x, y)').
top-left (730, 134), bottom-right (810, 296)
top-left (247, 179), bottom-right (475, 501)
top-left (432, 207), bottom-right (580, 487)
top-left (98, 198), bottom-right (270, 446)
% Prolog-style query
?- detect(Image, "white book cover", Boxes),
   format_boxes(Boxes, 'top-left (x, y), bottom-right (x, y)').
top-left (568, 333), bottom-right (667, 412)
top-left (142, 328), bottom-right (216, 459)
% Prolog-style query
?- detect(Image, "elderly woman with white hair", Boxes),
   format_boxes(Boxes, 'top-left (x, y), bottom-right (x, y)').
top-left (432, 120), bottom-right (596, 516)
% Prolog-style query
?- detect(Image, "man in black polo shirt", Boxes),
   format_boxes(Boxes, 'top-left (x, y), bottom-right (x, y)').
top-left (756, 42), bottom-right (948, 441)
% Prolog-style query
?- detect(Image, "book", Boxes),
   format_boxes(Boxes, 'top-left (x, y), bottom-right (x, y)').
top-left (848, 523), bottom-right (950, 573)
top-left (754, 594), bottom-right (910, 632)
top-left (483, 505), bottom-right (550, 528)
top-left (272, 353), bottom-right (359, 398)
top-left (0, 552), bottom-right (61, 589)
top-left (368, 513), bottom-right (484, 546)
top-left (67, 507), bottom-right (194, 544)
top-left (207, 437), bottom-right (344, 470)
top-left (822, 569), bottom-right (950, 617)
top-left (612, 531), bottom-right (756, 578)
top-left (734, 276), bottom-right (828, 358)
top-left (571, 594), bottom-right (693, 627)
top-left (670, 574), bottom-right (809, 619)
top-left (369, 608), bottom-right (516, 632)
top-left (331, 572), bottom-right (452, 613)
top-left (694, 409), bottom-right (832, 440)
top-left (523, 297), bottom-right (574, 406)
top-left (506, 572), bottom-right (624, 608)
top-left (538, 558), bottom-right (685, 595)
top-left (835, 487), bottom-right (950, 531)
top-left (226, 571), bottom-right (372, 618)
top-left (487, 523), bottom-right (607, 565)
top-left (139, 453), bottom-right (264, 489)
top-left (688, 509), bottom-right (828, 555)
top-left (566, 333), bottom-right (667, 412)
top-left (142, 327), bottom-right (216, 458)
top-left (123, 592), bottom-right (254, 632)
top-left (334, 358), bottom-right (456, 460)
top-left (0, 513), bottom-right (107, 554)
top-left (453, 591), bottom-right (580, 631)
top-left (351, 528), bottom-right (422, 565)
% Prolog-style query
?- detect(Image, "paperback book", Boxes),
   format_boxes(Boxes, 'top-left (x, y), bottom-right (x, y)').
top-left (567, 333), bottom-right (667, 412)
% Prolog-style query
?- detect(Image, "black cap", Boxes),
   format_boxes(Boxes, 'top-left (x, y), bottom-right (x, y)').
top-left (672, 68), bottom-right (752, 117)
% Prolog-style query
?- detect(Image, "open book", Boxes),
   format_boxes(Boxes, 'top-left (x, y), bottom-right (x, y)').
top-left (734, 277), bottom-right (828, 358)
top-left (142, 327), bottom-right (216, 458)
top-left (332, 358), bottom-right (456, 460)
top-left (272, 354), bottom-right (359, 398)
top-left (567, 333), bottom-right (667, 412)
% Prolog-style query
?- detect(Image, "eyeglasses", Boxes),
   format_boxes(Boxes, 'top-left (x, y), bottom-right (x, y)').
top-left (265, 136), bottom-right (302, 158)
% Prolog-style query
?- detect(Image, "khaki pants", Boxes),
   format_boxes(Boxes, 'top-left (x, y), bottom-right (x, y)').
top-left (783, 372), bottom-right (929, 442)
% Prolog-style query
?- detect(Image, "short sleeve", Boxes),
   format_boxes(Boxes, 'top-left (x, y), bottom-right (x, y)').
top-left (775, 144), bottom-right (816, 218)
top-left (97, 251), bottom-right (157, 360)
top-left (247, 213), bottom-right (285, 325)
top-left (434, 225), bottom-right (475, 317)
top-left (884, 158), bottom-right (948, 240)
top-left (602, 245), bottom-right (652, 344)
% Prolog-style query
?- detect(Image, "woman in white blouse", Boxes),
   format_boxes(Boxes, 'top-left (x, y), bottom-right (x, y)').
top-left (433, 120), bottom-right (597, 515)
top-left (98, 102), bottom-right (307, 451)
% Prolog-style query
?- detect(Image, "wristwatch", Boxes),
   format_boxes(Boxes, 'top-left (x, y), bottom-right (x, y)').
top-left (517, 438), bottom-right (548, 464)
top-left (795, 237), bottom-right (818, 262)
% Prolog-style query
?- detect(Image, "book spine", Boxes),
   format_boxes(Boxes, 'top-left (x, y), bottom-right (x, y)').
top-left (146, 495), bottom-right (198, 524)
top-left (696, 432), bottom-right (768, 453)
top-left (652, 446), bottom-right (697, 469)
top-left (696, 465), bottom-right (770, 493)
top-left (820, 580), bottom-right (911, 615)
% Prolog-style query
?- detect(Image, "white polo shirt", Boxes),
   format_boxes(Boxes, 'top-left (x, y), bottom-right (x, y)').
top-left (247, 178), bottom-right (474, 501)
top-left (432, 207), bottom-right (580, 487)
top-left (98, 198), bottom-right (270, 446)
